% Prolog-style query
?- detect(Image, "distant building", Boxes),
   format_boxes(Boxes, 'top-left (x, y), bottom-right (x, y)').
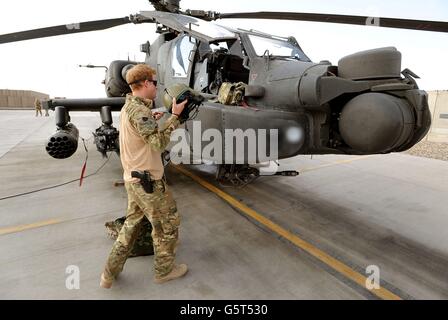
top-left (427, 91), bottom-right (448, 143)
top-left (0, 89), bottom-right (49, 110)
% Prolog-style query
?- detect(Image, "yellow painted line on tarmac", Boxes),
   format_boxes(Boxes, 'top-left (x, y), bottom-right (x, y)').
top-left (300, 155), bottom-right (375, 173)
top-left (173, 164), bottom-right (401, 300)
top-left (0, 219), bottom-right (62, 236)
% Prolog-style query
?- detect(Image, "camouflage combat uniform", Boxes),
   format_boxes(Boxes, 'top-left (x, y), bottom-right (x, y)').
top-left (34, 99), bottom-right (42, 117)
top-left (102, 94), bottom-right (181, 281)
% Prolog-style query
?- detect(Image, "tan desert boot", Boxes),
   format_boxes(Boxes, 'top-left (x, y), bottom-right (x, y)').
top-left (100, 273), bottom-right (113, 289)
top-left (154, 264), bottom-right (188, 284)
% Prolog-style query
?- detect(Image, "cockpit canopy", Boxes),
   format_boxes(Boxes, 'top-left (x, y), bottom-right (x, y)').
top-left (247, 34), bottom-right (306, 60)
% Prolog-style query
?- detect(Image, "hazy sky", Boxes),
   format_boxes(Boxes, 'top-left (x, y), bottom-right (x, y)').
top-left (0, 0), bottom-right (447, 98)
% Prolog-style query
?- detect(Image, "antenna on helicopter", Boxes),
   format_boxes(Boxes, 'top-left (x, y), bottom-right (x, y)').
top-left (79, 64), bottom-right (108, 72)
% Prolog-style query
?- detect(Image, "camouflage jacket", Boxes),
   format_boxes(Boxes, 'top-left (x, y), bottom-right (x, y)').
top-left (125, 94), bottom-right (180, 152)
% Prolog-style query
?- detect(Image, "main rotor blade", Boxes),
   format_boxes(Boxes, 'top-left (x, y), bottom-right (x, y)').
top-left (0, 17), bottom-right (133, 44)
top-left (217, 12), bottom-right (448, 33)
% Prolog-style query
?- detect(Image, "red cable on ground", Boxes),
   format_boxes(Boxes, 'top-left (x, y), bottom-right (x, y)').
top-left (79, 138), bottom-right (89, 187)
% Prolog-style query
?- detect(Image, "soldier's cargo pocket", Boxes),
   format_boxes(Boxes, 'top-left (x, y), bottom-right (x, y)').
top-left (158, 188), bottom-right (179, 235)
top-left (161, 211), bottom-right (180, 235)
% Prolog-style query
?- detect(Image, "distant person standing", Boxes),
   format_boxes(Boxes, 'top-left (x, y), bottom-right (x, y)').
top-left (34, 98), bottom-right (42, 117)
top-left (44, 101), bottom-right (49, 116)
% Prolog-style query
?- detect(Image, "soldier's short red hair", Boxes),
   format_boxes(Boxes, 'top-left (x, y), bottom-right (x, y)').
top-left (126, 64), bottom-right (156, 91)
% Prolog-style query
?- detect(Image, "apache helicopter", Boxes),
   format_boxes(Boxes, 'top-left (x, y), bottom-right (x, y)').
top-left (2, 0), bottom-right (447, 186)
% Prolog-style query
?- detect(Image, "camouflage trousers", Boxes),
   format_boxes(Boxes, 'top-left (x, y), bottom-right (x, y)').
top-left (103, 180), bottom-right (180, 280)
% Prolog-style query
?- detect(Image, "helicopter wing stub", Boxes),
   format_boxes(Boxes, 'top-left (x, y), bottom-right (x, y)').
top-left (216, 12), bottom-right (448, 33)
top-left (0, 15), bottom-right (154, 44)
top-left (44, 97), bottom-right (126, 112)
top-left (140, 11), bottom-right (237, 42)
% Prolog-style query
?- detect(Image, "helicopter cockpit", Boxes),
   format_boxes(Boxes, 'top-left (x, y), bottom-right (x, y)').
top-left (194, 38), bottom-right (249, 94)
top-left (242, 32), bottom-right (311, 62)
top-left (140, 11), bottom-right (249, 95)
top-left (140, 11), bottom-right (313, 97)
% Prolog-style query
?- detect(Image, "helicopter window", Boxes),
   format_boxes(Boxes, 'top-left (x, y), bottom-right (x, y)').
top-left (172, 36), bottom-right (196, 78)
top-left (210, 42), bottom-right (229, 52)
top-left (248, 34), bottom-right (303, 59)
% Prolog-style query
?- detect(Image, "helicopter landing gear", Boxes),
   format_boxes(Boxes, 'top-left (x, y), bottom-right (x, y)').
top-left (216, 164), bottom-right (260, 187)
top-left (216, 163), bottom-right (300, 187)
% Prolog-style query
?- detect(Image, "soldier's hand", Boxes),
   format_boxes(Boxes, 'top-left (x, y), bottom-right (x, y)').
top-left (172, 97), bottom-right (188, 117)
top-left (152, 111), bottom-right (164, 120)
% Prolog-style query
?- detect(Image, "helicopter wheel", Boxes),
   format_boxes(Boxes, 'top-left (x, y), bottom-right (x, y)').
top-left (216, 164), bottom-right (260, 188)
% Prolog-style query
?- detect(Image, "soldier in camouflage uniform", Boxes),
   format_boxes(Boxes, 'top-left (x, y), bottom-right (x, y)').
top-left (34, 98), bottom-right (42, 117)
top-left (100, 64), bottom-right (188, 288)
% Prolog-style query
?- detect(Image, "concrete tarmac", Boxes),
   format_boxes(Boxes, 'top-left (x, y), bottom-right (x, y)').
top-left (0, 110), bottom-right (447, 299)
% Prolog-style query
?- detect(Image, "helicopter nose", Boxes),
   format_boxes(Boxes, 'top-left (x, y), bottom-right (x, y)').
top-left (338, 92), bottom-right (415, 153)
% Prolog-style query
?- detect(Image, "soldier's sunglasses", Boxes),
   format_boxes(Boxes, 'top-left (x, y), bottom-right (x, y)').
top-left (147, 79), bottom-right (158, 87)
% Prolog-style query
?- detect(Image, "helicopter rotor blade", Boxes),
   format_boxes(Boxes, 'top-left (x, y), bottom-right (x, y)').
top-left (0, 16), bottom-right (151, 44)
top-left (216, 12), bottom-right (448, 33)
